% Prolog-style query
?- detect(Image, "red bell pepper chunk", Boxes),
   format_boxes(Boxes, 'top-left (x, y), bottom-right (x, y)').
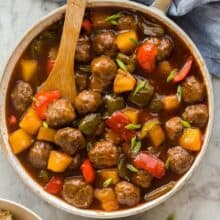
top-left (33, 90), bottom-right (61, 120)
top-left (46, 58), bottom-right (56, 76)
top-left (81, 159), bottom-right (95, 183)
top-left (82, 19), bottom-right (93, 34)
top-left (136, 42), bottom-right (158, 73)
top-left (8, 115), bottom-right (17, 126)
top-left (45, 176), bottom-right (63, 195)
top-left (133, 152), bottom-right (165, 179)
top-left (173, 57), bottom-right (193, 83)
top-left (105, 111), bottom-right (135, 142)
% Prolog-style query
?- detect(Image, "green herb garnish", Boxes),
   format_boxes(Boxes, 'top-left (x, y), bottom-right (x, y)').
top-left (166, 213), bottom-right (175, 220)
top-left (125, 123), bottom-right (141, 130)
top-left (127, 164), bottom-right (139, 173)
top-left (181, 119), bottom-right (191, 128)
top-left (176, 85), bottom-right (182, 102)
top-left (165, 158), bottom-right (170, 170)
top-left (43, 121), bottom-right (48, 128)
top-left (129, 38), bottom-right (139, 46)
top-left (38, 170), bottom-right (49, 182)
top-left (132, 141), bottom-right (142, 156)
top-left (86, 142), bottom-right (93, 152)
top-left (105, 13), bottom-right (123, 23)
top-left (103, 178), bottom-right (113, 188)
top-left (116, 59), bottom-right (127, 71)
top-left (133, 80), bottom-right (146, 95)
top-left (166, 69), bottom-right (177, 83)
top-left (131, 136), bottom-right (137, 149)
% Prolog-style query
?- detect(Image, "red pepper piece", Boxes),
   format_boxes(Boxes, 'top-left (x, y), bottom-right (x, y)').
top-left (136, 42), bottom-right (158, 73)
top-left (46, 58), bottom-right (56, 76)
top-left (32, 90), bottom-right (61, 120)
top-left (8, 115), bottom-right (17, 126)
top-left (173, 57), bottom-right (193, 83)
top-left (45, 176), bottom-right (63, 195)
top-left (82, 19), bottom-right (93, 34)
top-left (81, 159), bottom-right (95, 184)
top-left (105, 111), bottom-right (135, 142)
top-left (133, 152), bottom-right (165, 179)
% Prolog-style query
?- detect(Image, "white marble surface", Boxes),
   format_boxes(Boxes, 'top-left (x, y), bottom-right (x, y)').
top-left (0, 0), bottom-right (220, 219)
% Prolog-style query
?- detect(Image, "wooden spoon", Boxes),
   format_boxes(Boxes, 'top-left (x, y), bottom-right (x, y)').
top-left (40, 0), bottom-right (86, 102)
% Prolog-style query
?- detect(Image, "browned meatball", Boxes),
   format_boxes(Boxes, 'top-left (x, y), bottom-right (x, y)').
top-left (75, 70), bottom-right (88, 92)
top-left (62, 177), bottom-right (94, 208)
top-left (75, 36), bottom-right (92, 63)
top-left (144, 35), bottom-right (174, 61)
top-left (117, 15), bottom-right (137, 31)
top-left (54, 127), bottom-right (85, 155)
top-left (28, 141), bottom-right (52, 169)
top-left (91, 55), bottom-right (117, 81)
top-left (165, 117), bottom-right (184, 141)
top-left (167, 146), bottom-right (194, 175)
top-left (92, 31), bottom-right (117, 57)
top-left (182, 104), bottom-right (208, 128)
top-left (88, 140), bottom-right (118, 168)
top-left (46, 98), bottom-right (76, 128)
top-left (75, 90), bottom-right (102, 115)
top-left (115, 181), bottom-right (140, 206)
top-left (10, 80), bottom-right (33, 113)
top-left (131, 170), bottom-right (153, 188)
top-left (182, 76), bottom-right (205, 104)
top-left (68, 154), bottom-right (82, 170)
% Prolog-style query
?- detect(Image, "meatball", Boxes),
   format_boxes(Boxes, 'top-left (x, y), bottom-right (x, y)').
top-left (28, 141), bottom-right (52, 169)
top-left (54, 127), bottom-right (85, 155)
top-left (182, 76), bottom-right (205, 104)
top-left (75, 35), bottom-right (92, 63)
top-left (182, 104), bottom-right (208, 128)
top-left (144, 35), bottom-right (174, 61)
top-left (115, 181), bottom-right (140, 206)
top-left (91, 55), bottom-right (117, 81)
top-left (75, 70), bottom-right (88, 92)
top-left (62, 177), bottom-right (93, 208)
top-left (46, 98), bottom-right (76, 128)
top-left (10, 80), bottom-right (33, 113)
top-left (131, 170), bottom-right (153, 188)
top-left (167, 146), bottom-right (194, 175)
top-left (165, 117), bottom-right (184, 140)
top-left (75, 90), bottom-right (102, 115)
top-left (117, 15), bottom-right (137, 30)
top-left (68, 154), bottom-right (82, 170)
top-left (92, 31), bottom-right (117, 57)
top-left (89, 140), bottom-right (118, 168)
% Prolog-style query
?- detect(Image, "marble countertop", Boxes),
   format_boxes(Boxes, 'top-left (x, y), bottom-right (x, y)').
top-left (0, 0), bottom-right (220, 219)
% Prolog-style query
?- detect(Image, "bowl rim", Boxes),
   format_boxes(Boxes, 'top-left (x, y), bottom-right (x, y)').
top-left (0, 198), bottom-right (41, 220)
top-left (0, 0), bottom-right (214, 218)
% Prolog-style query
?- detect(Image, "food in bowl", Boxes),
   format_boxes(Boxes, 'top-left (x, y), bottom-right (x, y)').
top-left (6, 7), bottom-right (209, 211)
top-left (0, 209), bottom-right (13, 220)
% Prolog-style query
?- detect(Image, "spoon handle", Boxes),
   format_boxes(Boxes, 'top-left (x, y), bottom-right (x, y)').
top-left (55, 0), bottom-right (86, 67)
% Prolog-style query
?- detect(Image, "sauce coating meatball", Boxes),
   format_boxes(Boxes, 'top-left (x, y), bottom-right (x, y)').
top-left (89, 140), bottom-right (118, 168)
top-left (54, 127), bottom-right (85, 155)
top-left (46, 98), bottom-right (76, 128)
top-left (167, 146), bottom-right (194, 175)
top-left (75, 90), bottom-right (102, 115)
top-left (92, 31), bottom-right (117, 57)
top-left (10, 80), bottom-right (33, 113)
top-left (115, 181), bottom-right (140, 206)
top-left (28, 141), bottom-right (52, 169)
top-left (62, 178), bottom-right (94, 208)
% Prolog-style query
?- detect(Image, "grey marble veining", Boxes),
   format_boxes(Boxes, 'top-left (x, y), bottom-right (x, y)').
top-left (0, 0), bottom-right (220, 219)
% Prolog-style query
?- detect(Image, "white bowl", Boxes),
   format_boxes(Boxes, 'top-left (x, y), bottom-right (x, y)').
top-left (0, 0), bottom-right (214, 218)
top-left (0, 199), bottom-right (41, 220)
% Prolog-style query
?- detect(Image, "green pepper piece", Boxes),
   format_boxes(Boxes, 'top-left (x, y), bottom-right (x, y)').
top-left (105, 94), bottom-right (125, 115)
top-left (149, 94), bottom-right (163, 113)
top-left (79, 113), bottom-right (102, 136)
top-left (128, 78), bottom-right (154, 108)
